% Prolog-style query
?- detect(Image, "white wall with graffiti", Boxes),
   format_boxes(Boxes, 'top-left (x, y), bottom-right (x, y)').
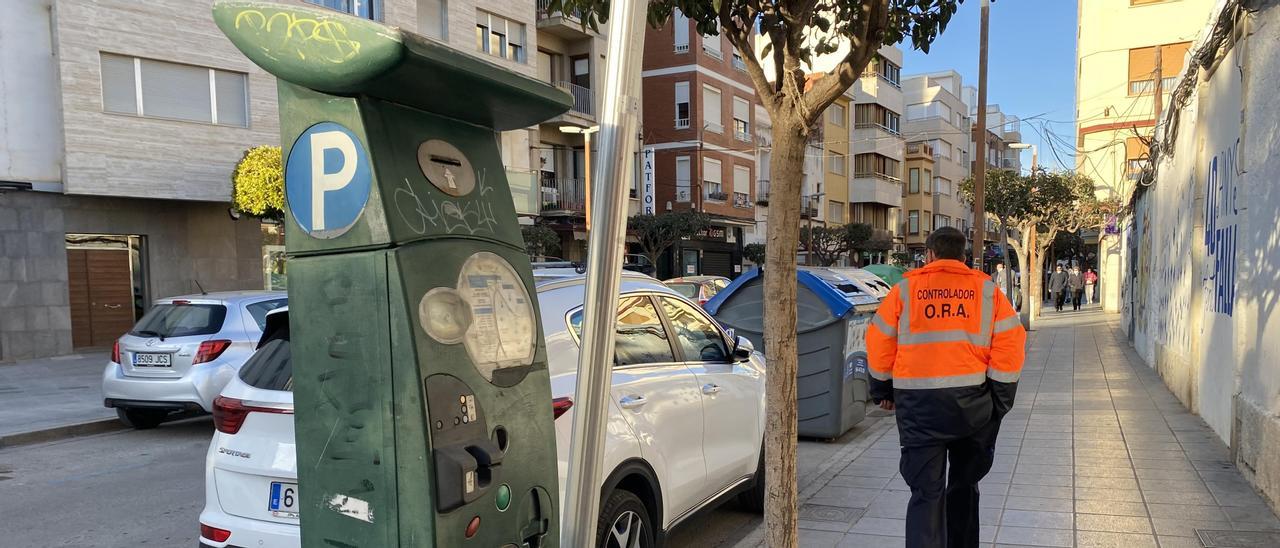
top-left (1125, 0), bottom-right (1280, 511)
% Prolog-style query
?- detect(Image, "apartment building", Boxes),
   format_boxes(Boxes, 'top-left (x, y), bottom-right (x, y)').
top-left (529, 0), bottom-right (613, 261)
top-left (901, 141), bottom-right (937, 264)
top-left (641, 11), bottom-right (757, 278)
top-left (902, 71), bottom-right (973, 253)
top-left (1077, 0), bottom-right (1214, 312)
top-left (963, 95), bottom-right (1023, 253)
top-left (848, 46), bottom-right (906, 260)
top-left (0, 0), bottom-right (593, 361)
top-left (746, 104), bottom-right (824, 266)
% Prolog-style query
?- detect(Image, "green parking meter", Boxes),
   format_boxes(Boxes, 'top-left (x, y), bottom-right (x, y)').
top-left (213, 2), bottom-right (572, 546)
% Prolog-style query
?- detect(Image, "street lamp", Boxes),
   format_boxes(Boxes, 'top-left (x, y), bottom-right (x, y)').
top-left (560, 125), bottom-right (600, 231)
top-left (1008, 142), bottom-right (1037, 330)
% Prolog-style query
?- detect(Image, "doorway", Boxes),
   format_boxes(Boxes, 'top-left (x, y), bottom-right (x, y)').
top-left (66, 234), bottom-right (148, 348)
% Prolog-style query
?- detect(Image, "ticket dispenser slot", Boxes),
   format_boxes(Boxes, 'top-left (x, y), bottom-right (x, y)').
top-left (426, 374), bottom-right (504, 512)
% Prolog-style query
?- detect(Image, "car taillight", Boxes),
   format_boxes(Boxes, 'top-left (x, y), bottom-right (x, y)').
top-left (111, 341), bottom-right (121, 365)
top-left (200, 523), bottom-right (231, 543)
top-left (213, 396), bottom-right (292, 435)
top-left (193, 340), bottom-right (232, 365)
top-left (552, 397), bottom-right (573, 420)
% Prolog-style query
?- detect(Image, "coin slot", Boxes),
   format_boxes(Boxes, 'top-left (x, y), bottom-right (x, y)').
top-left (493, 426), bottom-right (509, 452)
top-left (430, 155), bottom-right (463, 167)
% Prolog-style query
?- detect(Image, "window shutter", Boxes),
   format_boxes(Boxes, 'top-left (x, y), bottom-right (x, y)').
top-left (100, 53), bottom-right (138, 115)
top-left (702, 86), bottom-right (721, 129)
top-left (139, 58), bottom-right (211, 122)
top-left (1129, 46), bottom-right (1156, 82)
top-left (674, 11), bottom-right (689, 48)
top-left (214, 70), bottom-right (248, 127)
top-left (1161, 42), bottom-right (1191, 77)
top-left (734, 166), bottom-right (749, 195)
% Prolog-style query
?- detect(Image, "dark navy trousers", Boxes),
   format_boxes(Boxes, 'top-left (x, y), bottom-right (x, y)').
top-left (899, 419), bottom-right (1000, 548)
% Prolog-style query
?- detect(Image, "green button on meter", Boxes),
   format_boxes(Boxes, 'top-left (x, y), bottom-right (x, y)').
top-left (496, 484), bottom-right (511, 511)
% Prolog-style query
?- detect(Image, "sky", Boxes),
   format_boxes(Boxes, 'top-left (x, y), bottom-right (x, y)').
top-left (900, 0), bottom-right (1080, 171)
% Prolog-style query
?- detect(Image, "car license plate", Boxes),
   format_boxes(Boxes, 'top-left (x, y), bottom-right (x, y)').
top-left (132, 353), bottom-right (171, 367)
top-left (269, 482), bottom-right (299, 517)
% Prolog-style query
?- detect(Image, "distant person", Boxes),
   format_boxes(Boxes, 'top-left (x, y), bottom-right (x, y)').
top-left (1084, 268), bottom-right (1098, 304)
top-left (866, 227), bottom-right (1026, 548)
top-left (1069, 266), bottom-right (1085, 311)
top-left (1049, 265), bottom-right (1069, 312)
top-left (992, 263), bottom-right (1011, 295)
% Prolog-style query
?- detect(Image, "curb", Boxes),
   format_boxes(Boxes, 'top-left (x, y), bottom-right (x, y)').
top-left (0, 418), bottom-right (126, 450)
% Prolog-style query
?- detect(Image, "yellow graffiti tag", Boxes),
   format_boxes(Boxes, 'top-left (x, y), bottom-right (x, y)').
top-left (234, 9), bottom-right (362, 64)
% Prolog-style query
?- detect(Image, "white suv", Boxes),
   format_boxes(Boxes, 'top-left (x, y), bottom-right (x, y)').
top-left (200, 274), bottom-right (766, 548)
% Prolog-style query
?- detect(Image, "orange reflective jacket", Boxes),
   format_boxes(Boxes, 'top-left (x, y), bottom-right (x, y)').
top-left (867, 260), bottom-right (1027, 443)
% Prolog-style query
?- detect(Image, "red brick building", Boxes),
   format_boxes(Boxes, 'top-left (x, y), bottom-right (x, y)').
top-left (640, 11), bottom-right (759, 279)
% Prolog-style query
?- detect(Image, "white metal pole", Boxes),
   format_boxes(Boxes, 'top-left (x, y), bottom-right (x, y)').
top-left (561, 0), bottom-right (647, 545)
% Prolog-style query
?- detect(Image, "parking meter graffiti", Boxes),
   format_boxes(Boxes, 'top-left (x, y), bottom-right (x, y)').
top-left (214, 2), bottom-right (573, 547)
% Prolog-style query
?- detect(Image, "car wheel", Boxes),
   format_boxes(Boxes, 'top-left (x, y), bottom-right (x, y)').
top-left (596, 489), bottom-right (654, 548)
top-left (736, 443), bottom-right (765, 513)
top-left (117, 408), bottom-right (166, 430)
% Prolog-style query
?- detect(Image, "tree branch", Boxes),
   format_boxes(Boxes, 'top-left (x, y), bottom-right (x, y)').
top-left (801, 0), bottom-right (887, 116)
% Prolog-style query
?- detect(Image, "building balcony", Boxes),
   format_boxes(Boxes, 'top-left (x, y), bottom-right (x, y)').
top-left (851, 172), bottom-right (903, 208)
top-left (536, 0), bottom-right (594, 39)
top-left (555, 81), bottom-right (594, 117)
top-left (732, 55), bottom-right (747, 72)
top-left (540, 177), bottom-right (586, 216)
top-left (755, 179), bottom-right (770, 205)
top-left (706, 190), bottom-right (729, 202)
top-left (853, 125), bottom-right (905, 157)
top-left (733, 192), bottom-right (752, 209)
top-left (675, 117), bottom-right (690, 129)
top-left (800, 206), bottom-right (819, 219)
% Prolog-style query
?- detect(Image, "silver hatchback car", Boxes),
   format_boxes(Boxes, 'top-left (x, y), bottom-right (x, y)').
top-left (102, 291), bottom-right (286, 429)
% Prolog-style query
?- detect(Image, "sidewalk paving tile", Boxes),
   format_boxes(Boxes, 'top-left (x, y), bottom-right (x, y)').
top-left (729, 309), bottom-right (1280, 547)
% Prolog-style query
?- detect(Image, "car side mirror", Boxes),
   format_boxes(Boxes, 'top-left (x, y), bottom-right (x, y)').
top-left (733, 336), bottom-right (754, 361)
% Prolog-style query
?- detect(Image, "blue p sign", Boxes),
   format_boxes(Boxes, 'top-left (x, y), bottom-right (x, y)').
top-left (285, 122), bottom-right (373, 239)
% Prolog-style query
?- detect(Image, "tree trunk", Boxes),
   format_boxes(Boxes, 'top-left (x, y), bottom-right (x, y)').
top-left (1008, 230), bottom-right (1031, 325)
top-left (1033, 228), bottom-right (1056, 319)
top-left (998, 220), bottom-right (1013, 297)
top-left (763, 118), bottom-right (805, 548)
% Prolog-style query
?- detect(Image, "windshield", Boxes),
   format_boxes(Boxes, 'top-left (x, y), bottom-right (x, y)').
top-left (666, 283), bottom-right (699, 299)
top-left (130, 303), bottom-right (227, 338)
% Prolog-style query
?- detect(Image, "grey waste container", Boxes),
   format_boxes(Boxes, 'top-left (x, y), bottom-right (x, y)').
top-left (705, 266), bottom-right (882, 439)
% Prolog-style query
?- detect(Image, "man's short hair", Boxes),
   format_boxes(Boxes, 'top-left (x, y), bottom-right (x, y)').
top-left (926, 226), bottom-right (966, 260)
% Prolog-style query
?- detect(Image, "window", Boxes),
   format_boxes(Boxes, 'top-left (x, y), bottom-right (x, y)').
top-left (673, 10), bottom-right (690, 52)
top-left (908, 211), bottom-right (920, 235)
top-left (1125, 137), bottom-right (1150, 176)
top-left (733, 97), bottom-right (750, 141)
top-left (702, 85), bottom-right (722, 132)
top-left (661, 298), bottom-right (729, 362)
top-left (934, 214), bottom-right (948, 230)
top-left (702, 32), bottom-right (722, 58)
top-left (239, 338), bottom-right (293, 392)
top-left (676, 156), bottom-right (692, 202)
top-left (931, 139), bottom-right (951, 160)
top-left (923, 211), bottom-right (932, 232)
top-left (829, 152), bottom-right (846, 176)
top-left (906, 101), bottom-right (951, 121)
top-left (674, 82), bottom-right (690, 128)
top-left (703, 157), bottom-right (723, 200)
top-left (1128, 42), bottom-right (1190, 96)
top-left (923, 170), bottom-right (932, 192)
top-left (246, 299), bottom-right (288, 331)
top-left (305, 0), bottom-right (381, 20)
top-left (877, 56), bottom-right (901, 87)
top-left (908, 168), bottom-right (920, 194)
top-left (733, 165), bottom-right (750, 196)
top-left (854, 153), bottom-right (900, 181)
top-left (829, 103), bottom-right (847, 126)
top-left (569, 296), bottom-right (676, 366)
top-left (417, 0), bottom-right (447, 39)
top-left (100, 53), bottom-right (248, 127)
top-left (732, 51), bottom-right (747, 72)
top-left (828, 201), bottom-right (845, 224)
top-left (934, 176), bottom-right (952, 196)
top-left (855, 103), bottom-right (901, 134)
top-left (131, 304), bottom-right (228, 338)
top-left (477, 11), bottom-right (525, 62)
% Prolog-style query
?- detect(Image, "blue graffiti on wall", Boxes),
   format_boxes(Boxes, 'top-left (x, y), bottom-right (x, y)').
top-left (1204, 142), bottom-right (1239, 316)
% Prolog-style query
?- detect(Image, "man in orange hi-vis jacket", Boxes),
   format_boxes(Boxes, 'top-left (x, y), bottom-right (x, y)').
top-left (867, 226), bottom-right (1026, 548)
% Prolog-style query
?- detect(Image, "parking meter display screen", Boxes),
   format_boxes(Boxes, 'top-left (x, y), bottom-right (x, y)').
top-left (458, 252), bottom-right (536, 386)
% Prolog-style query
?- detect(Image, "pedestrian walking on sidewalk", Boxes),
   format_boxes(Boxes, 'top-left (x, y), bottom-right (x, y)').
top-left (1049, 265), bottom-right (1068, 311)
top-left (1069, 266), bottom-right (1085, 311)
top-left (992, 263), bottom-right (1010, 296)
top-left (866, 227), bottom-right (1027, 548)
top-left (1084, 268), bottom-right (1098, 304)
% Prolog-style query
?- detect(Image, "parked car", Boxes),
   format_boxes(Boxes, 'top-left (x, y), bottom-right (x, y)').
top-left (101, 291), bottom-right (286, 429)
top-left (663, 275), bottom-right (731, 307)
top-left (199, 274), bottom-right (766, 548)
